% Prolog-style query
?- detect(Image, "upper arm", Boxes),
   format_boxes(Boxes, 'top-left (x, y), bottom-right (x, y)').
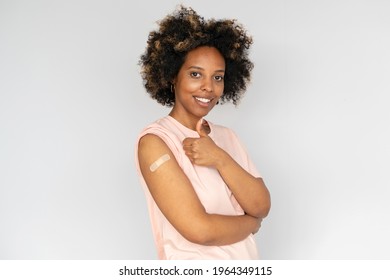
top-left (137, 133), bottom-right (209, 243)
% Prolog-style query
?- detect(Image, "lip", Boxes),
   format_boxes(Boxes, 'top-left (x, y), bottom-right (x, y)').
top-left (194, 96), bottom-right (213, 107)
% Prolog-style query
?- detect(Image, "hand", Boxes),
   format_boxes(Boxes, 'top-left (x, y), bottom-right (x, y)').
top-left (182, 119), bottom-right (224, 167)
top-left (252, 217), bottom-right (263, 235)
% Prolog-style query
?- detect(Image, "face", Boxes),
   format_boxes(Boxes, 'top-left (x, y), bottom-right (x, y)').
top-left (170, 46), bottom-right (225, 127)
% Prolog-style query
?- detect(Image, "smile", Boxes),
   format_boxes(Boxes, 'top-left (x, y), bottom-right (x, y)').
top-left (195, 97), bottom-right (212, 103)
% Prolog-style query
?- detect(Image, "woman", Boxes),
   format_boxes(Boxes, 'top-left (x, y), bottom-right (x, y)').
top-left (135, 6), bottom-right (271, 260)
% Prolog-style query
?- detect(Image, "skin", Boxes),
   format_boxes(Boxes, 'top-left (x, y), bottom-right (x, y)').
top-left (138, 46), bottom-right (271, 246)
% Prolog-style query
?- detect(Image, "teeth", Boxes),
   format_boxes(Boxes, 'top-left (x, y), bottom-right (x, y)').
top-left (195, 97), bottom-right (211, 103)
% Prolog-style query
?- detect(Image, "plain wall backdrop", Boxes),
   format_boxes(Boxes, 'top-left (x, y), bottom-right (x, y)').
top-left (1, 0), bottom-right (389, 259)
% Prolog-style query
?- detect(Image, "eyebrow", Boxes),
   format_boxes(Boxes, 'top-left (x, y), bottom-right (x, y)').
top-left (187, 66), bottom-right (225, 73)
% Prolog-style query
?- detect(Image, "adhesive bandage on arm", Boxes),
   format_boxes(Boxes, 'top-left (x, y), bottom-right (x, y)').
top-left (149, 154), bottom-right (171, 172)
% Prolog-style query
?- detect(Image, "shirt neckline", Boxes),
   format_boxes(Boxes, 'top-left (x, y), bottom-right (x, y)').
top-left (165, 115), bottom-right (214, 138)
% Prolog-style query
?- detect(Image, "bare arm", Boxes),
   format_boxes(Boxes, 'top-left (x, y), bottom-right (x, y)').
top-left (214, 152), bottom-right (271, 219)
top-left (182, 120), bottom-right (271, 219)
top-left (138, 133), bottom-right (260, 246)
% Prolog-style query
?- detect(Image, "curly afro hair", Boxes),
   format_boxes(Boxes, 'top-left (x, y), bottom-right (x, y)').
top-left (139, 5), bottom-right (254, 107)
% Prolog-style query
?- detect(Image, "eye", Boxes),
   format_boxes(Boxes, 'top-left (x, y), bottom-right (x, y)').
top-left (190, 72), bottom-right (201, 78)
top-left (214, 75), bottom-right (224, 82)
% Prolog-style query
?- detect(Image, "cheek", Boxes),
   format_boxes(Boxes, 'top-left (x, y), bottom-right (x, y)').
top-left (216, 84), bottom-right (224, 97)
top-left (182, 80), bottom-right (200, 93)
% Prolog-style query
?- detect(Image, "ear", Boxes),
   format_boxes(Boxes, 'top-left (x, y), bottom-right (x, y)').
top-left (170, 81), bottom-right (175, 94)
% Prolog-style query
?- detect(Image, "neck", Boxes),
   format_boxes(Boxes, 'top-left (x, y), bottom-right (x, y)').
top-left (169, 111), bottom-right (200, 131)
top-left (169, 111), bottom-right (211, 134)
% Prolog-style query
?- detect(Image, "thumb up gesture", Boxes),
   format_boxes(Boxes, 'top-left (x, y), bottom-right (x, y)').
top-left (182, 119), bottom-right (224, 167)
top-left (196, 118), bottom-right (209, 138)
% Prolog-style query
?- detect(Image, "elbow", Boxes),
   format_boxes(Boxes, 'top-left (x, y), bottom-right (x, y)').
top-left (256, 201), bottom-right (271, 219)
top-left (185, 231), bottom-right (215, 246)
top-left (246, 203), bottom-right (271, 219)
top-left (248, 193), bottom-right (271, 219)
top-left (180, 216), bottom-right (218, 246)
top-left (247, 178), bottom-right (271, 218)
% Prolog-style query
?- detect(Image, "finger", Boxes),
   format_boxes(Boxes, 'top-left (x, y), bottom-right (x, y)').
top-left (183, 137), bottom-right (195, 147)
top-left (184, 150), bottom-right (193, 158)
top-left (183, 145), bottom-right (195, 154)
top-left (196, 118), bottom-right (208, 138)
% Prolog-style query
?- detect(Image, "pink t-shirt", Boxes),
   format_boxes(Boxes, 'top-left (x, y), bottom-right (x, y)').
top-left (135, 116), bottom-right (261, 259)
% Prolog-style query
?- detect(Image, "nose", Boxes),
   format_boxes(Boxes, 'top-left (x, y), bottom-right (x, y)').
top-left (200, 78), bottom-right (213, 92)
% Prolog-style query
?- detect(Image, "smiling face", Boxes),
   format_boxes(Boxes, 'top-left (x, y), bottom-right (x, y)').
top-left (169, 46), bottom-right (225, 130)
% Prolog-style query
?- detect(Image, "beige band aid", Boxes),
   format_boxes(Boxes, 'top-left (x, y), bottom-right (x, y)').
top-left (149, 154), bottom-right (171, 172)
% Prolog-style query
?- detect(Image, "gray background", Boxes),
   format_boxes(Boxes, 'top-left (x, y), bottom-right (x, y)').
top-left (1, 0), bottom-right (389, 259)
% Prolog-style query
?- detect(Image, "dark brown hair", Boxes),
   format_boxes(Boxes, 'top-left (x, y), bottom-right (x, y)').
top-left (139, 5), bottom-right (254, 106)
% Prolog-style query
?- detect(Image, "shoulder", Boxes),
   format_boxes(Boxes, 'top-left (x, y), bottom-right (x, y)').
top-left (138, 115), bottom-right (181, 144)
top-left (137, 117), bottom-right (182, 161)
top-left (137, 117), bottom-right (173, 154)
top-left (137, 117), bottom-right (173, 145)
top-left (138, 132), bottom-right (164, 146)
top-left (138, 116), bottom-right (178, 138)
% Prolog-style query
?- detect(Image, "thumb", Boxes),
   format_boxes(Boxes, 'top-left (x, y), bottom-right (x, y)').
top-left (196, 118), bottom-right (208, 137)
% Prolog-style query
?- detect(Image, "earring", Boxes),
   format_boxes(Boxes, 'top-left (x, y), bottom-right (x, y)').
top-left (170, 84), bottom-right (175, 93)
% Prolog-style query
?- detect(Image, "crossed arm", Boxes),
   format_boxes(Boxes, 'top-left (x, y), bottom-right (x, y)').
top-left (138, 130), bottom-right (270, 246)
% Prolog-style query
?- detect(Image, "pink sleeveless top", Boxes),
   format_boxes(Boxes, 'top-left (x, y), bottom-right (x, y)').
top-left (135, 116), bottom-right (261, 259)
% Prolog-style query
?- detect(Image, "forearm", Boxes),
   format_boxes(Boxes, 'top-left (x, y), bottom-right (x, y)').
top-left (192, 213), bottom-right (259, 246)
top-left (182, 129), bottom-right (270, 218)
top-left (215, 150), bottom-right (271, 218)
